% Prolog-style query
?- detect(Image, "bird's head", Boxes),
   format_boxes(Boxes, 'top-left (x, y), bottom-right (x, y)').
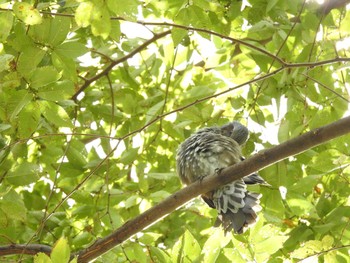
top-left (220, 121), bottom-right (248, 145)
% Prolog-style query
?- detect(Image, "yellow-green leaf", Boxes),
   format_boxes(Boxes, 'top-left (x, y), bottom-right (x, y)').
top-left (13, 2), bottom-right (42, 25)
top-left (30, 66), bottom-right (61, 89)
top-left (51, 238), bottom-right (70, 263)
top-left (34, 252), bottom-right (52, 263)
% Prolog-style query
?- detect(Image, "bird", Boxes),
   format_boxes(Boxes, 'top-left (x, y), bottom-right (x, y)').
top-left (176, 121), bottom-right (267, 234)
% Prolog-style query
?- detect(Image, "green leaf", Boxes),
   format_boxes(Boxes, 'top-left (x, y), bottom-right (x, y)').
top-left (66, 141), bottom-right (88, 169)
top-left (278, 118), bottom-right (290, 142)
top-left (149, 190), bottom-right (171, 202)
top-left (125, 195), bottom-right (140, 208)
top-left (29, 16), bottom-right (70, 46)
top-left (38, 80), bottom-right (75, 101)
top-left (7, 23), bottom-right (33, 51)
top-left (340, 11), bottom-right (350, 33)
top-left (51, 51), bottom-right (77, 82)
top-left (202, 230), bottom-right (231, 262)
top-left (34, 253), bottom-right (52, 263)
top-left (75, 1), bottom-right (112, 38)
top-left (41, 101), bottom-right (73, 128)
top-left (120, 147), bottom-right (140, 164)
top-left (72, 232), bottom-right (94, 247)
top-left (0, 189), bottom-right (27, 221)
top-left (6, 162), bottom-right (40, 186)
top-left (55, 42), bottom-right (88, 58)
top-left (182, 230), bottom-right (201, 261)
top-left (172, 28), bottom-right (188, 46)
top-left (222, 247), bottom-right (246, 263)
top-left (13, 2), bottom-right (42, 25)
top-left (17, 45), bottom-right (46, 78)
top-left (291, 239), bottom-right (323, 259)
top-left (107, 0), bottom-right (139, 21)
top-left (75, 2), bottom-right (93, 27)
top-left (149, 246), bottom-right (172, 263)
top-left (51, 238), bottom-right (70, 263)
top-left (253, 226), bottom-right (288, 261)
top-left (18, 102), bottom-right (41, 138)
top-left (308, 150), bottom-right (340, 173)
top-left (187, 86), bottom-right (215, 101)
top-left (0, 124), bottom-right (11, 132)
top-left (289, 174), bottom-right (322, 193)
top-left (147, 172), bottom-right (176, 180)
top-left (110, 20), bottom-right (121, 41)
top-left (266, 0), bottom-right (279, 12)
top-left (138, 232), bottom-right (162, 244)
top-left (90, 5), bottom-right (111, 39)
top-left (145, 100), bottom-right (164, 124)
top-left (287, 195), bottom-right (317, 217)
top-left (30, 66), bottom-right (61, 89)
top-left (0, 72), bottom-right (21, 89)
top-left (0, 12), bottom-right (13, 42)
top-left (263, 190), bottom-right (285, 221)
top-left (124, 243), bottom-right (147, 263)
top-left (72, 206), bottom-right (95, 220)
top-left (7, 90), bottom-right (33, 122)
top-left (188, 5), bottom-right (210, 29)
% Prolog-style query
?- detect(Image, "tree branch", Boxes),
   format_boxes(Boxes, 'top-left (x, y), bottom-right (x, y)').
top-left (73, 116), bottom-right (350, 262)
top-left (71, 30), bottom-right (171, 101)
top-left (0, 244), bottom-right (52, 257)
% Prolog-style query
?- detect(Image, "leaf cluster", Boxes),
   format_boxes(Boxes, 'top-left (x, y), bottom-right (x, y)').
top-left (0, 0), bottom-right (349, 262)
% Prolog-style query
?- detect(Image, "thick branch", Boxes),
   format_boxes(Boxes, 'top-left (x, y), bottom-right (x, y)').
top-left (0, 244), bottom-right (52, 256)
top-left (74, 116), bottom-right (350, 262)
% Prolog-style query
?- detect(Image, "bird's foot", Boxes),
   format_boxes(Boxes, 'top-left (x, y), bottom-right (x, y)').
top-left (215, 168), bottom-right (224, 175)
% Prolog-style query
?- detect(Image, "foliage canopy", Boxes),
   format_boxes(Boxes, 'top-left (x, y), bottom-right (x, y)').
top-left (0, 0), bottom-right (350, 262)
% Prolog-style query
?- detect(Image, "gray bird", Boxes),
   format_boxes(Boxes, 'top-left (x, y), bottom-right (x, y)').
top-left (176, 121), bottom-right (266, 234)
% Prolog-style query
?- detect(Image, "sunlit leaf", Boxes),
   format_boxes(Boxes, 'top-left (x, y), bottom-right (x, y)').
top-left (0, 12), bottom-right (13, 42)
top-left (17, 45), bottom-right (46, 78)
top-left (29, 16), bottom-right (70, 46)
top-left (18, 101), bottom-right (41, 138)
top-left (75, 2), bottom-right (93, 27)
top-left (30, 66), bottom-right (61, 89)
top-left (38, 80), bottom-right (75, 101)
top-left (40, 101), bottom-right (73, 128)
top-left (6, 162), bottom-right (40, 186)
top-left (55, 42), bottom-right (88, 58)
top-left (13, 2), bottom-right (42, 25)
top-left (0, 189), bottom-right (27, 221)
top-left (34, 253), bottom-right (52, 263)
top-left (51, 238), bottom-right (70, 263)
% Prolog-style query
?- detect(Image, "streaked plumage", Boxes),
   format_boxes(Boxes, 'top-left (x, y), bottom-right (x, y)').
top-left (176, 121), bottom-right (266, 234)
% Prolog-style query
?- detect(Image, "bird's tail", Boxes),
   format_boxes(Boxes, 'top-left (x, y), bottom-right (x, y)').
top-left (213, 180), bottom-right (262, 234)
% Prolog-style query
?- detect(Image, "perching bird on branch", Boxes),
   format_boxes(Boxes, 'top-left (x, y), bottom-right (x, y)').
top-left (176, 121), bottom-right (267, 234)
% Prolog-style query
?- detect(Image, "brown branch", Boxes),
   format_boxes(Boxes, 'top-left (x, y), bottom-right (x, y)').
top-left (0, 244), bottom-right (52, 256)
top-left (71, 30), bottom-right (171, 101)
top-left (73, 116), bottom-right (350, 262)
